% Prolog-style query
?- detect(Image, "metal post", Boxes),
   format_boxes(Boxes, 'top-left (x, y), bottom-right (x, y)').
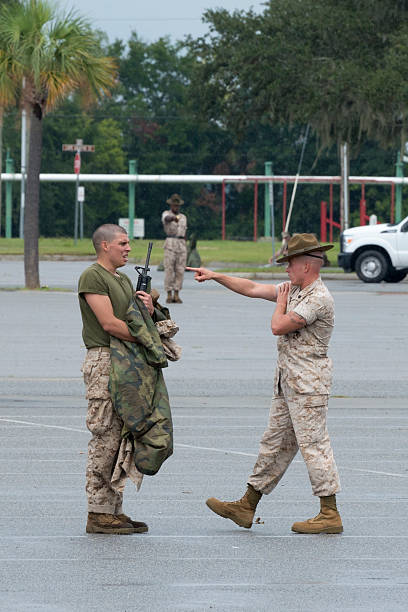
top-left (391, 183), bottom-right (395, 223)
top-left (222, 181), bottom-right (226, 240)
top-left (5, 151), bottom-right (13, 238)
top-left (80, 199), bottom-right (84, 240)
top-left (320, 201), bottom-right (327, 242)
top-left (340, 142), bottom-right (350, 230)
top-left (282, 181), bottom-right (287, 231)
top-left (264, 161), bottom-right (272, 238)
top-left (19, 81), bottom-right (27, 239)
top-left (128, 160), bottom-right (137, 239)
top-left (360, 183), bottom-right (366, 226)
top-left (74, 166), bottom-right (79, 244)
top-left (395, 151), bottom-right (403, 224)
top-left (253, 181), bottom-right (258, 241)
top-left (329, 184), bottom-right (334, 242)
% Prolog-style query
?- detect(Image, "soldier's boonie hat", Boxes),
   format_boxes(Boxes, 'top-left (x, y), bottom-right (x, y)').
top-left (167, 193), bottom-right (184, 206)
top-left (276, 233), bottom-right (333, 263)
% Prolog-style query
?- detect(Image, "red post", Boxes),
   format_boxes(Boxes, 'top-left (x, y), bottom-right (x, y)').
top-left (329, 184), bottom-right (334, 243)
top-left (221, 181), bottom-right (226, 240)
top-left (74, 151), bottom-right (81, 174)
top-left (283, 181), bottom-right (287, 231)
top-left (253, 181), bottom-right (258, 242)
top-left (360, 183), bottom-right (366, 226)
top-left (320, 201), bottom-right (327, 242)
top-left (391, 183), bottom-right (395, 223)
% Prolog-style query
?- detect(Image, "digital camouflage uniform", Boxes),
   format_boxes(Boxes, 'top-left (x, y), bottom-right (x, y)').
top-left (162, 210), bottom-right (187, 292)
top-left (248, 277), bottom-right (341, 497)
top-left (79, 264), bottom-right (143, 515)
top-left (82, 347), bottom-right (142, 514)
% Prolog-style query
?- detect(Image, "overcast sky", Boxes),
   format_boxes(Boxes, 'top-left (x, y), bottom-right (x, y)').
top-left (63, 0), bottom-right (266, 44)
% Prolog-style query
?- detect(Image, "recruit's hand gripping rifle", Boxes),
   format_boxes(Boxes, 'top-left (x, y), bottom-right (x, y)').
top-left (135, 241), bottom-right (153, 293)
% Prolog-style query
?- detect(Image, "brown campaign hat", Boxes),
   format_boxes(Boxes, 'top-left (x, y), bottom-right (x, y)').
top-left (276, 233), bottom-right (333, 263)
top-left (166, 193), bottom-right (184, 206)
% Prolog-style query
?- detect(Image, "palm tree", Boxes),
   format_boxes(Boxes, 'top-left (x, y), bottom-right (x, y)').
top-left (0, 0), bottom-right (117, 288)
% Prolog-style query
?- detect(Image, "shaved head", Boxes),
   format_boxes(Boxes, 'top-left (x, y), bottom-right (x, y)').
top-left (92, 224), bottom-right (127, 254)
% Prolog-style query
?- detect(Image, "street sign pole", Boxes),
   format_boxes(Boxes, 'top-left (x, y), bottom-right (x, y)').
top-left (62, 139), bottom-right (94, 244)
top-left (74, 151), bottom-right (81, 244)
top-left (78, 186), bottom-right (85, 240)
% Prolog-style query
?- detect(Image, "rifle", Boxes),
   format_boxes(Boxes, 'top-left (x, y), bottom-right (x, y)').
top-left (135, 241), bottom-right (153, 293)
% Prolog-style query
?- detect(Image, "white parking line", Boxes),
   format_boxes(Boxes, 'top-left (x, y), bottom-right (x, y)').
top-left (1, 417), bottom-right (407, 479)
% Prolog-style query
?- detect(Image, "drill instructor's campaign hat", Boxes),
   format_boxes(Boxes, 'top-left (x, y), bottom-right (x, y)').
top-left (276, 233), bottom-right (334, 263)
top-left (166, 193), bottom-right (184, 206)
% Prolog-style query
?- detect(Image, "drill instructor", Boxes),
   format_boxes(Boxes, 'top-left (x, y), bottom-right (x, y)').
top-left (162, 193), bottom-right (187, 304)
top-left (187, 234), bottom-right (342, 534)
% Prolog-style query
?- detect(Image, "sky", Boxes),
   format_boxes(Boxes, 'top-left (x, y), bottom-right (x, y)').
top-left (64, 0), bottom-right (266, 44)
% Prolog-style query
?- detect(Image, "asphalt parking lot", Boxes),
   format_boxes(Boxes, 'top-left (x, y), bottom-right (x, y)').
top-left (0, 260), bottom-right (407, 611)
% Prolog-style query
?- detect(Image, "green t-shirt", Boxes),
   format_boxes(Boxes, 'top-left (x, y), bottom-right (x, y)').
top-left (78, 263), bottom-right (134, 348)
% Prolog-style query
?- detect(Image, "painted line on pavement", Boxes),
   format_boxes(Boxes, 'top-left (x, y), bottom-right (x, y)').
top-left (1, 418), bottom-right (407, 479)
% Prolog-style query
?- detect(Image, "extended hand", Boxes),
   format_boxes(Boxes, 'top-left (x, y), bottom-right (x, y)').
top-left (135, 291), bottom-right (154, 315)
top-left (185, 267), bottom-right (215, 282)
top-left (276, 282), bottom-right (291, 307)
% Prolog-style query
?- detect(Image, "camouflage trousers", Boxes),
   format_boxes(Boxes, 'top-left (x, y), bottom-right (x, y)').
top-left (164, 243), bottom-right (187, 291)
top-left (82, 347), bottom-right (125, 514)
top-left (248, 381), bottom-right (340, 497)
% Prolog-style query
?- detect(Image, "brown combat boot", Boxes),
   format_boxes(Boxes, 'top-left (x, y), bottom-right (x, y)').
top-left (173, 290), bottom-right (183, 303)
top-left (86, 512), bottom-right (135, 535)
top-left (206, 485), bottom-right (262, 529)
top-left (166, 291), bottom-right (174, 303)
top-left (116, 513), bottom-right (148, 533)
top-left (291, 495), bottom-right (343, 534)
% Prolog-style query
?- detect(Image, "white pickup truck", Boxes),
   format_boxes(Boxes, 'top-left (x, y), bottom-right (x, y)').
top-left (338, 215), bottom-right (408, 282)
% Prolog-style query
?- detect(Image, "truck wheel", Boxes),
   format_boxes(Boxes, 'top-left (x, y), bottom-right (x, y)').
top-left (384, 269), bottom-right (407, 283)
top-left (355, 250), bottom-right (388, 283)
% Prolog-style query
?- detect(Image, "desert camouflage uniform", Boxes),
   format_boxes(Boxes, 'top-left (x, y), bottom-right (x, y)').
top-left (82, 347), bottom-right (142, 514)
top-left (162, 210), bottom-right (187, 291)
top-left (248, 277), bottom-right (341, 497)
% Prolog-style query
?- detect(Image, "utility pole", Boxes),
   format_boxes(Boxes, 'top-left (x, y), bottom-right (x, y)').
top-left (62, 139), bottom-right (95, 244)
top-left (19, 86), bottom-right (27, 239)
top-left (340, 142), bottom-right (350, 230)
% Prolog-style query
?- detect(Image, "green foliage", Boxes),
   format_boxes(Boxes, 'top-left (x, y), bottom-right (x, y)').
top-left (2, 2), bottom-right (408, 244)
top-left (192, 0), bottom-right (408, 152)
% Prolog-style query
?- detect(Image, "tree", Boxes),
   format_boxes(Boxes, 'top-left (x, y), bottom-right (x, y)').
top-left (0, 0), bottom-right (116, 287)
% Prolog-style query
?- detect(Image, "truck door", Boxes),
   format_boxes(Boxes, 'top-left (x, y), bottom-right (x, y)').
top-left (396, 219), bottom-right (408, 267)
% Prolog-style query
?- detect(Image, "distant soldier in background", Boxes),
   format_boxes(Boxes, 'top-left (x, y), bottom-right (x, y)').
top-left (162, 194), bottom-right (187, 303)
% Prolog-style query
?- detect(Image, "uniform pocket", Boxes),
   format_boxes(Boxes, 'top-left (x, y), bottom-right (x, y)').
top-left (83, 352), bottom-right (111, 400)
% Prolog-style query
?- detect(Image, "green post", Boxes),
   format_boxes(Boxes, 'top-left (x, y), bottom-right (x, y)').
top-left (128, 160), bottom-right (137, 239)
top-left (5, 150), bottom-right (13, 239)
top-left (264, 161), bottom-right (273, 237)
top-left (395, 151), bottom-right (403, 224)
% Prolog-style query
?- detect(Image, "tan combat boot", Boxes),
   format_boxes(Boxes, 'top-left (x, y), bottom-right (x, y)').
top-left (173, 290), bottom-right (183, 303)
top-left (291, 495), bottom-right (343, 534)
top-left (86, 512), bottom-right (135, 535)
top-left (116, 513), bottom-right (148, 533)
top-left (166, 291), bottom-right (174, 303)
top-left (206, 485), bottom-right (262, 529)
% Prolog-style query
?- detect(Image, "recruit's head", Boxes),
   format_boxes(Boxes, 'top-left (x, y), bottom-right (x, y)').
top-left (167, 193), bottom-right (184, 213)
top-left (276, 233), bottom-right (333, 286)
top-left (92, 224), bottom-right (131, 268)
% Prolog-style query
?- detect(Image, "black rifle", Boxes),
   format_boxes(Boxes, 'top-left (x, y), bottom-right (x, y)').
top-left (135, 241), bottom-right (153, 293)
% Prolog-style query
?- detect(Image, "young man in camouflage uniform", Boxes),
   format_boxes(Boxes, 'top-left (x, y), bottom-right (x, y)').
top-left (78, 224), bottom-right (154, 535)
top-left (187, 234), bottom-right (342, 534)
top-left (162, 193), bottom-right (187, 304)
